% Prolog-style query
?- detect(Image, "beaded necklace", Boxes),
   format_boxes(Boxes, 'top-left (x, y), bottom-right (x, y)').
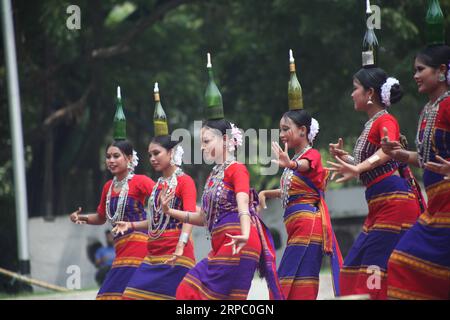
top-left (105, 172), bottom-right (134, 225)
top-left (280, 145), bottom-right (312, 208)
top-left (415, 91), bottom-right (450, 167)
top-left (353, 109), bottom-right (388, 165)
top-left (202, 159), bottom-right (235, 239)
top-left (148, 167), bottom-right (183, 240)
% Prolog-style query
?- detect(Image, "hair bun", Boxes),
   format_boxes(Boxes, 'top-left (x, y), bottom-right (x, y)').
top-left (389, 83), bottom-right (403, 105)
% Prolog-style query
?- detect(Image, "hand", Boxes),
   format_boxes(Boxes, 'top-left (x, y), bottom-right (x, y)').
top-left (271, 141), bottom-right (291, 168)
top-left (225, 233), bottom-right (249, 255)
top-left (326, 156), bottom-right (360, 183)
top-left (164, 243), bottom-right (184, 266)
top-left (69, 207), bottom-right (86, 225)
top-left (257, 191), bottom-right (267, 213)
top-left (159, 187), bottom-right (175, 215)
top-left (381, 127), bottom-right (404, 159)
top-left (329, 138), bottom-right (349, 158)
top-left (424, 155), bottom-right (450, 179)
top-left (111, 221), bottom-right (131, 236)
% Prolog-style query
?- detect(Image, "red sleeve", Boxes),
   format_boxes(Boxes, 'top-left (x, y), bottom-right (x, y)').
top-left (369, 115), bottom-right (399, 146)
top-left (176, 175), bottom-right (197, 212)
top-left (301, 149), bottom-right (321, 171)
top-left (227, 163), bottom-right (250, 195)
top-left (96, 181), bottom-right (112, 218)
top-left (136, 175), bottom-right (156, 197)
top-left (438, 98), bottom-right (450, 130)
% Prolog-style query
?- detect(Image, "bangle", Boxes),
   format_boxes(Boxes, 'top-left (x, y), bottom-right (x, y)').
top-left (238, 212), bottom-right (251, 218)
top-left (179, 232), bottom-right (189, 244)
top-left (183, 212), bottom-right (190, 224)
top-left (289, 160), bottom-right (298, 170)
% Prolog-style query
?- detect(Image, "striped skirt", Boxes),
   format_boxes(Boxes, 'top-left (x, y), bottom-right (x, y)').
top-left (96, 231), bottom-right (148, 300)
top-left (122, 229), bottom-right (195, 300)
top-left (387, 178), bottom-right (450, 299)
top-left (176, 215), bottom-right (262, 300)
top-left (339, 175), bottom-right (421, 300)
top-left (278, 201), bottom-right (324, 300)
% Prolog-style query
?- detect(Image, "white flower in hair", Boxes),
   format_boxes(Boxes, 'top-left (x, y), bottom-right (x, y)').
top-left (308, 118), bottom-right (320, 143)
top-left (381, 77), bottom-right (399, 107)
top-left (172, 145), bottom-right (184, 166)
top-left (129, 150), bottom-right (139, 172)
top-left (228, 123), bottom-right (243, 152)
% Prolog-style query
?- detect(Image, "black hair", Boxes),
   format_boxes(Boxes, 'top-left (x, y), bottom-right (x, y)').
top-left (354, 67), bottom-right (403, 106)
top-left (282, 109), bottom-right (312, 135)
top-left (202, 119), bottom-right (232, 136)
top-left (416, 44), bottom-right (450, 69)
top-left (150, 135), bottom-right (183, 151)
top-left (108, 139), bottom-right (133, 157)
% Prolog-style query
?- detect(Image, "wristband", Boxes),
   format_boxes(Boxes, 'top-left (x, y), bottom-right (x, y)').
top-left (179, 232), bottom-right (189, 244)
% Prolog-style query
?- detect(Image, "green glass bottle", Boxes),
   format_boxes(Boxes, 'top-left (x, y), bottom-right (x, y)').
top-left (288, 49), bottom-right (303, 110)
top-left (205, 53), bottom-right (224, 120)
top-left (113, 86), bottom-right (126, 140)
top-left (426, 0), bottom-right (445, 45)
top-left (362, 0), bottom-right (378, 67)
top-left (153, 82), bottom-right (169, 136)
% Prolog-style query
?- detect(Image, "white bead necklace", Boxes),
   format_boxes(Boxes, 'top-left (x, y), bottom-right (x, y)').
top-left (280, 145), bottom-right (311, 208)
top-left (148, 167), bottom-right (183, 239)
top-left (105, 172), bottom-right (134, 225)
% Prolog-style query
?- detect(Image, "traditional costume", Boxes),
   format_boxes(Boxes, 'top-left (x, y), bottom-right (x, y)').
top-left (122, 83), bottom-right (197, 300)
top-left (96, 87), bottom-right (155, 300)
top-left (175, 54), bottom-right (283, 300)
top-left (387, 90), bottom-right (450, 299)
top-left (339, 21), bottom-right (423, 299)
top-left (277, 50), bottom-right (343, 300)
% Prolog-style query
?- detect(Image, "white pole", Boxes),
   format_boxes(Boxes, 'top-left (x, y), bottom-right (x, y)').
top-left (1, 0), bottom-right (31, 275)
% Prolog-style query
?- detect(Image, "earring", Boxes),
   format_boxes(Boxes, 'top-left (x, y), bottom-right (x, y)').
top-left (300, 133), bottom-right (305, 137)
top-left (127, 162), bottom-right (133, 170)
top-left (439, 73), bottom-right (446, 82)
top-left (367, 96), bottom-right (373, 105)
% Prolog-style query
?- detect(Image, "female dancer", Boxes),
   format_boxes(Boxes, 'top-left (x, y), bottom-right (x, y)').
top-left (70, 139), bottom-right (155, 299)
top-left (327, 67), bottom-right (423, 299)
top-left (113, 84), bottom-right (197, 299)
top-left (259, 109), bottom-right (343, 300)
top-left (160, 118), bottom-right (282, 300)
top-left (382, 45), bottom-right (450, 299)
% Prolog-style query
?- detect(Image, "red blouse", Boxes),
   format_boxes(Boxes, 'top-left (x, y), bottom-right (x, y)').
top-left (223, 162), bottom-right (250, 195)
top-left (368, 113), bottom-right (400, 146)
top-left (97, 174), bottom-right (155, 218)
top-left (154, 174), bottom-right (197, 212)
top-left (299, 148), bottom-right (326, 190)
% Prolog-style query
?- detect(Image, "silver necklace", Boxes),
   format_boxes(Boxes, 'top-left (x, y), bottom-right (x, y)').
top-left (415, 91), bottom-right (450, 167)
top-left (353, 109), bottom-right (388, 165)
top-left (280, 145), bottom-right (312, 208)
top-left (202, 158), bottom-right (235, 239)
top-left (106, 172), bottom-right (134, 225)
top-left (148, 167), bottom-right (183, 239)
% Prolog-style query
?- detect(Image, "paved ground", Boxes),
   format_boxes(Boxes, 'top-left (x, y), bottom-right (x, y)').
top-left (4, 273), bottom-right (335, 300)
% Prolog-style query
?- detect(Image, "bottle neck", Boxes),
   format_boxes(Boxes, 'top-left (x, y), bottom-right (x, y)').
top-left (289, 63), bottom-right (296, 73)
